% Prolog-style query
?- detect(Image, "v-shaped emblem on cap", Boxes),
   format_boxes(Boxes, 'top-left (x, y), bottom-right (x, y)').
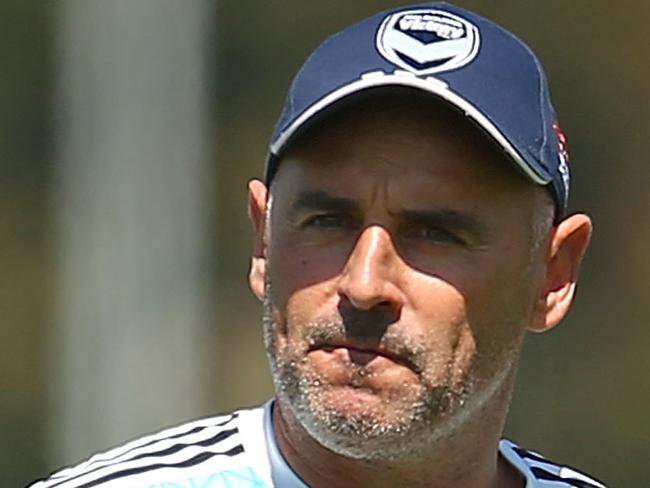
top-left (384, 29), bottom-right (471, 64)
top-left (376, 9), bottom-right (481, 75)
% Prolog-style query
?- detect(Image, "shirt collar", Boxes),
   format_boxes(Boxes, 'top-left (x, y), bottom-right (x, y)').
top-left (263, 400), bottom-right (310, 488)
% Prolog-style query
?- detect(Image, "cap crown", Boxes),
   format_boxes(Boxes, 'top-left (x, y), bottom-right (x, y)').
top-left (268, 2), bottom-right (569, 217)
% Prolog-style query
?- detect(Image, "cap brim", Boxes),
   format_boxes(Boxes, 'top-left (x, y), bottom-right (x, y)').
top-left (269, 73), bottom-right (552, 185)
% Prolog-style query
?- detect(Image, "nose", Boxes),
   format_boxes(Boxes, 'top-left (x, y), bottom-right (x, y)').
top-left (338, 225), bottom-right (406, 312)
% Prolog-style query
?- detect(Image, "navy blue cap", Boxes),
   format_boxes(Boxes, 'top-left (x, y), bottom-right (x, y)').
top-left (266, 2), bottom-right (570, 219)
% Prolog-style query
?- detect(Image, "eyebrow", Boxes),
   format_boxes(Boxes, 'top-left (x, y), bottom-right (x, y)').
top-left (289, 191), bottom-right (359, 215)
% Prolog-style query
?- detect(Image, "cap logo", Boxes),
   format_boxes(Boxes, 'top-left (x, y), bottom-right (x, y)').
top-left (376, 9), bottom-right (480, 75)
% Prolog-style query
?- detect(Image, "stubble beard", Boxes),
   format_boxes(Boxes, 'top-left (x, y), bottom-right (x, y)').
top-left (261, 283), bottom-right (517, 461)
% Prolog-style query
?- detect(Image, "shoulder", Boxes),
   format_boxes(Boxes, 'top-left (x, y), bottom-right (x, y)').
top-left (28, 404), bottom-right (273, 488)
top-left (499, 439), bottom-right (607, 488)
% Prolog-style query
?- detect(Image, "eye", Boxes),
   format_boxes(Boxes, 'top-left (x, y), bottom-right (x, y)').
top-left (302, 213), bottom-right (352, 229)
top-left (407, 225), bottom-right (466, 245)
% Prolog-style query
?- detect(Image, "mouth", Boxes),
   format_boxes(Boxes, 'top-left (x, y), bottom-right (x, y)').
top-left (310, 343), bottom-right (419, 373)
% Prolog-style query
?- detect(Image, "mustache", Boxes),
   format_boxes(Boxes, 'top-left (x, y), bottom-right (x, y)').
top-left (301, 311), bottom-right (427, 374)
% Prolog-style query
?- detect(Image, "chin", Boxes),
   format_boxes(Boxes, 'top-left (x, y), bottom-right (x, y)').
top-left (290, 392), bottom-right (455, 461)
top-left (275, 362), bottom-right (470, 461)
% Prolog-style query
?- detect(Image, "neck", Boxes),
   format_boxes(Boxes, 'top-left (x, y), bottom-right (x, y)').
top-left (272, 372), bottom-right (524, 488)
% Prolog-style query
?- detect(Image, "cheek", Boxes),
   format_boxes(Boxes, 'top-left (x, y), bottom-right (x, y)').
top-left (267, 232), bottom-right (351, 309)
top-left (466, 259), bottom-right (537, 332)
top-left (427, 239), bottom-right (536, 336)
top-left (408, 273), bottom-right (467, 332)
top-left (406, 261), bottom-right (527, 386)
top-left (267, 270), bottom-right (340, 353)
top-left (457, 261), bottom-right (535, 383)
top-left (405, 277), bottom-right (473, 372)
top-left (267, 240), bottom-right (356, 347)
top-left (286, 286), bottom-right (333, 333)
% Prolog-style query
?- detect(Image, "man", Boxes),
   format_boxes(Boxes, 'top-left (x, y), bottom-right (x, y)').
top-left (31, 3), bottom-right (606, 487)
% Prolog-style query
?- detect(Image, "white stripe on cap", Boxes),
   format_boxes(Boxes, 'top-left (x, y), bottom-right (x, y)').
top-left (270, 71), bottom-right (550, 186)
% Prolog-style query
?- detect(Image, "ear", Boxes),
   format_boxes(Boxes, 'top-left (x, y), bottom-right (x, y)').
top-left (248, 179), bottom-right (269, 301)
top-left (528, 213), bottom-right (592, 333)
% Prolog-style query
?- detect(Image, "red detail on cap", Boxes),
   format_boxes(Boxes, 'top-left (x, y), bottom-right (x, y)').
top-left (553, 119), bottom-right (569, 163)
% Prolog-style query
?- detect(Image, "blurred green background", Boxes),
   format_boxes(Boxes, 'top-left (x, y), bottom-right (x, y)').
top-left (2, 1), bottom-right (648, 486)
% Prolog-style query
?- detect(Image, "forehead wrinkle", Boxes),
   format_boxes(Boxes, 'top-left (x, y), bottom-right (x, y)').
top-left (346, 163), bottom-right (411, 222)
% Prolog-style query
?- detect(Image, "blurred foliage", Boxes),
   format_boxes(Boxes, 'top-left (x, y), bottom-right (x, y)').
top-left (2, 1), bottom-right (648, 486)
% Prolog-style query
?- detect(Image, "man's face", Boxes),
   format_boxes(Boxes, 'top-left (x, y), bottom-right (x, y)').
top-left (254, 96), bottom-right (549, 460)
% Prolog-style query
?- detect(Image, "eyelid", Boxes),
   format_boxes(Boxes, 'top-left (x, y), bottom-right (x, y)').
top-left (401, 222), bottom-right (468, 246)
top-left (300, 211), bottom-right (357, 229)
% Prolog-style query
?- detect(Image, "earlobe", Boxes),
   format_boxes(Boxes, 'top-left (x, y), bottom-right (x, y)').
top-left (249, 256), bottom-right (266, 301)
top-left (529, 213), bottom-right (592, 333)
top-left (247, 179), bottom-right (269, 301)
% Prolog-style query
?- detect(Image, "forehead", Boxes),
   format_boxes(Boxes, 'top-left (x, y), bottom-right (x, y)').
top-left (272, 88), bottom-right (534, 206)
